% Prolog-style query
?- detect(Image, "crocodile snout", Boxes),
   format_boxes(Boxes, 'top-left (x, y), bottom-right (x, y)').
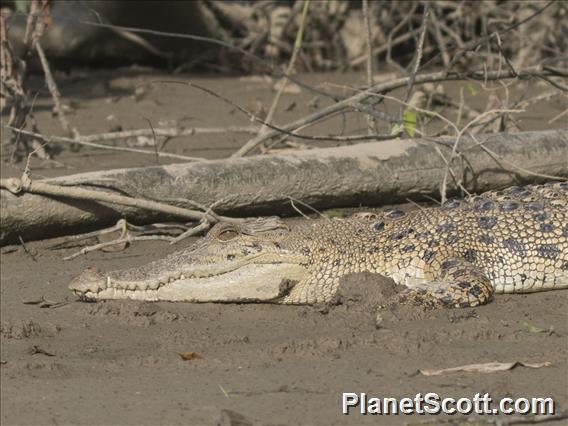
top-left (69, 267), bottom-right (107, 295)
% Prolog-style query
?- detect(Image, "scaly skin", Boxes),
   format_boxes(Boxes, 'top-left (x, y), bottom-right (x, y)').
top-left (69, 182), bottom-right (568, 308)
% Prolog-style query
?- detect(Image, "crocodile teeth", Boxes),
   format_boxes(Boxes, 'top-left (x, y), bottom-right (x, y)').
top-left (136, 282), bottom-right (150, 291)
top-left (149, 281), bottom-right (160, 290)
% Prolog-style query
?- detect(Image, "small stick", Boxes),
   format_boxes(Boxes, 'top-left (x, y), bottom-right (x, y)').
top-left (384, 2), bottom-right (419, 72)
top-left (427, 7), bottom-right (450, 67)
top-left (63, 235), bottom-right (174, 261)
top-left (433, 145), bottom-right (470, 198)
top-left (257, 0), bottom-right (310, 138)
top-left (285, 195), bottom-right (327, 220)
top-left (347, 89), bottom-right (563, 199)
top-left (439, 107), bottom-right (523, 203)
top-left (143, 117), bottom-right (160, 165)
top-left (362, 0), bottom-right (377, 134)
top-left (0, 177), bottom-right (216, 223)
top-left (34, 41), bottom-right (79, 140)
top-left (49, 219), bottom-right (191, 250)
top-left (76, 126), bottom-right (258, 143)
top-left (26, 10), bottom-right (336, 101)
top-left (6, 127), bottom-right (206, 162)
top-left (468, 132), bottom-right (565, 182)
top-left (232, 67), bottom-right (562, 157)
top-left (289, 200), bottom-right (310, 220)
top-left (18, 235), bottom-right (37, 262)
top-left (159, 81), bottom-right (393, 143)
top-left (400, 3), bottom-right (430, 127)
top-left (548, 109), bottom-right (567, 125)
top-left (50, 219), bottom-right (130, 249)
top-left (440, 0), bottom-right (556, 75)
top-left (169, 221), bottom-right (211, 245)
top-left (351, 28), bottom-right (420, 67)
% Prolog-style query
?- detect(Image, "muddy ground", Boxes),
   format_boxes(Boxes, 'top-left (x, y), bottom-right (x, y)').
top-left (1, 70), bottom-right (567, 425)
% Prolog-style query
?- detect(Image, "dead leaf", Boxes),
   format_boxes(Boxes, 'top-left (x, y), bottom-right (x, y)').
top-left (30, 345), bottom-right (55, 357)
top-left (420, 361), bottom-right (551, 376)
top-left (100, 240), bottom-right (129, 252)
top-left (522, 321), bottom-right (549, 334)
top-left (177, 351), bottom-right (204, 361)
top-left (272, 80), bottom-right (301, 94)
top-left (285, 101), bottom-right (296, 111)
top-left (238, 75), bottom-right (271, 84)
top-left (22, 298), bottom-right (45, 305)
top-left (132, 85), bottom-right (148, 102)
top-left (22, 296), bottom-right (68, 308)
top-left (218, 409), bottom-right (252, 426)
top-left (322, 209), bottom-right (349, 219)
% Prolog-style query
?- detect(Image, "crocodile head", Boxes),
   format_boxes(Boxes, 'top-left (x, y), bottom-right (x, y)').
top-left (69, 219), bottom-right (309, 302)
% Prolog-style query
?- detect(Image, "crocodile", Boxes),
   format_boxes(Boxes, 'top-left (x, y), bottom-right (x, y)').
top-left (69, 182), bottom-right (568, 308)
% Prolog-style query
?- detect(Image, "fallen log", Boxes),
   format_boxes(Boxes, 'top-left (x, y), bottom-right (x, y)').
top-left (1, 129), bottom-right (567, 245)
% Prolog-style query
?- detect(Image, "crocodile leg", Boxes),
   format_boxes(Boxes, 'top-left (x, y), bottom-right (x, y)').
top-left (396, 257), bottom-right (494, 308)
top-left (282, 269), bottom-right (339, 305)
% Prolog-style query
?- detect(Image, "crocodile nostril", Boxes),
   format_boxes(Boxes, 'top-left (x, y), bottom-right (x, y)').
top-left (227, 254), bottom-right (235, 261)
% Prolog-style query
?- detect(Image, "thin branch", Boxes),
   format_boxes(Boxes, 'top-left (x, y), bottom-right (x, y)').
top-left (86, 126), bottom-right (258, 142)
top-left (6, 127), bottom-right (206, 162)
top-left (400, 2), bottom-right (430, 124)
top-left (34, 41), bottom-right (79, 139)
top-left (428, 6), bottom-right (451, 68)
top-left (362, 0), bottom-right (377, 134)
top-left (355, 91), bottom-right (565, 199)
top-left (169, 221), bottom-right (211, 245)
top-left (143, 117), bottom-right (159, 165)
top-left (440, 0), bottom-right (556, 73)
top-left (467, 132), bottom-right (566, 182)
top-left (156, 81), bottom-right (393, 143)
top-left (15, 9), bottom-right (337, 102)
top-left (548, 109), bottom-right (567, 125)
top-left (351, 28), bottom-right (420, 67)
top-left (232, 67), bottom-right (564, 156)
top-left (18, 235), bottom-right (37, 262)
top-left (0, 177), bottom-right (218, 223)
top-left (257, 0), bottom-right (310, 137)
top-left (108, 26), bottom-right (172, 60)
top-left (439, 108), bottom-right (522, 203)
top-left (285, 195), bottom-right (327, 220)
top-left (382, 2), bottom-right (419, 71)
top-left (63, 235), bottom-right (173, 261)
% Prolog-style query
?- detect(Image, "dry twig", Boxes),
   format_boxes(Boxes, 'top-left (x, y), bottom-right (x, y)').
top-left (77, 125), bottom-right (258, 144)
top-left (0, 7), bottom-right (49, 162)
top-left (233, 67), bottom-right (564, 156)
top-left (257, 0), bottom-right (310, 139)
top-left (400, 2), bottom-right (430, 121)
top-left (0, 176), bottom-right (221, 223)
top-left (361, 0), bottom-right (377, 134)
top-left (6, 127), bottom-right (206, 162)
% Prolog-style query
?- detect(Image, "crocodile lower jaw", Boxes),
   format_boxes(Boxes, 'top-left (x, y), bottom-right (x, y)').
top-left (70, 263), bottom-right (308, 302)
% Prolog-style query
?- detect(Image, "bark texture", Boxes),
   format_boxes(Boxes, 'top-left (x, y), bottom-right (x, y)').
top-left (1, 129), bottom-right (567, 245)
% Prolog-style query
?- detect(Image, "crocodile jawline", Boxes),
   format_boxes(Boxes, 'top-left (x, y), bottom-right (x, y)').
top-left (69, 263), bottom-right (308, 302)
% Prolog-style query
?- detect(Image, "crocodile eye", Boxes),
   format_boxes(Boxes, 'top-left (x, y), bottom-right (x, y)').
top-left (218, 229), bottom-right (239, 241)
